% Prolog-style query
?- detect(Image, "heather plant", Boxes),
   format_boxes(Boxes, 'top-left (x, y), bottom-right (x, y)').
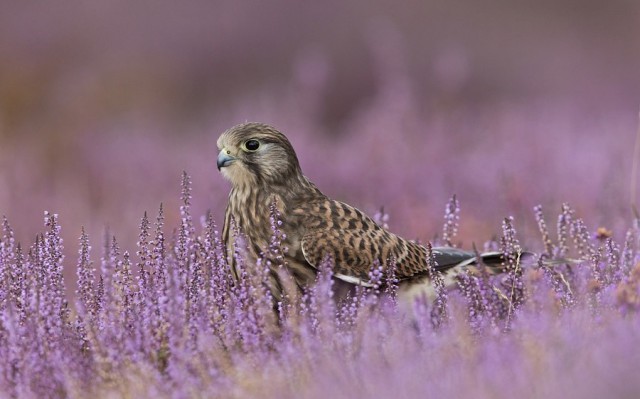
top-left (1, 172), bottom-right (640, 398)
top-left (1, 2), bottom-right (640, 397)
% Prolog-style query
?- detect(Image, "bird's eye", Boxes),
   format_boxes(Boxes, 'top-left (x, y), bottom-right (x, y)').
top-left (244, 139), bottom-right (260, 152)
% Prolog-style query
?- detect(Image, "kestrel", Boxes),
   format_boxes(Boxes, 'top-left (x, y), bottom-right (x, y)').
top-left (216, 122), bottom-right (512, 304)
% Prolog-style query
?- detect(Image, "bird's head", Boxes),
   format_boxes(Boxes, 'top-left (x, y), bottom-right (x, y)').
top-left (216, 122), bottom-right (303, 187)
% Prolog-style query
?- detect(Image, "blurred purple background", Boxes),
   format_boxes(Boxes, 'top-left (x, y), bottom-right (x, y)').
top-left (1, 1), bottom-right (639, 261)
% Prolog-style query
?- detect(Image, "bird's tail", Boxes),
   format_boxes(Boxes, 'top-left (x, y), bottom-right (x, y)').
top-left (430, 247), bottom-right (536, 275)
top-left (465, 250), bottom-right (535, 275)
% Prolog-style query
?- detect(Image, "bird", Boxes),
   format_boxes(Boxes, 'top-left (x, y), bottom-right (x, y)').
top-left (216, 122), bottom-right (523, 305)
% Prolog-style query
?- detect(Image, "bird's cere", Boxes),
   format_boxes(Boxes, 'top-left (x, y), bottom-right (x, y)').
top-left (216, 149), bottom-right (236, 170)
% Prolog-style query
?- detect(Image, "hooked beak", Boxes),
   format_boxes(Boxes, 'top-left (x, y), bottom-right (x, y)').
top-left (217, 150), bottom-right (236, 171)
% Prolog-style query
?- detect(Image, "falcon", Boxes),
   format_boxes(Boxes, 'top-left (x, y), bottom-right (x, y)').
top-left (216, 122), bottom-right (513, 304)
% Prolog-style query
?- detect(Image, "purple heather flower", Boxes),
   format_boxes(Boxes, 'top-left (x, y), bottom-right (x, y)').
top-left (534, 204), bottom-right (554, 257)
top-left (442, 194), bottom-right (460, 247)
top-left (425, 241), bottom-right (449, 329)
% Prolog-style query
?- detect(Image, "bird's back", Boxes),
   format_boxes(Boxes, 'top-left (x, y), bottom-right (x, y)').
top-left (294, 198), bottom-right (437, 282)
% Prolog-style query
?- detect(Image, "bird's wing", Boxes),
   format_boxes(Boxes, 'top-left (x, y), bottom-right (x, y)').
top-left (297, 199), bottom-right (464, 285)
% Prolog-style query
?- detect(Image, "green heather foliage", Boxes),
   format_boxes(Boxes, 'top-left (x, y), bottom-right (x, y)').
top-left (1, 174), bottom-right (640, 398)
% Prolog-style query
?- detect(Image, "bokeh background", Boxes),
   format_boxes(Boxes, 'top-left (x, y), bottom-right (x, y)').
top-left (1, 0), bottom-right (640, 263)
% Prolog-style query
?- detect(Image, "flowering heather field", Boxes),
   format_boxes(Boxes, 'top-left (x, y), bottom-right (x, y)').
top-left (2, 171), bottom-right (640, 398)
top-left (3, 1), bottom-right (640, 398)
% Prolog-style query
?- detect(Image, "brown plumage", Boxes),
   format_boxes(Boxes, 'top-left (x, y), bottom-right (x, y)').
top-left (216, 122), bottom-right (511, 303)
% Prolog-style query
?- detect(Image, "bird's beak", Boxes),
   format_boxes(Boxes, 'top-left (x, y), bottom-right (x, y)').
top-left (217, 150), bottom-right (236, 171)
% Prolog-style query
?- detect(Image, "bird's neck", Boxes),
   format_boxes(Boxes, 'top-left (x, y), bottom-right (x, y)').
top-left (232, 173), bottom-right (319, 203)
top-left (228, 173), bottom-right (322, 242)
